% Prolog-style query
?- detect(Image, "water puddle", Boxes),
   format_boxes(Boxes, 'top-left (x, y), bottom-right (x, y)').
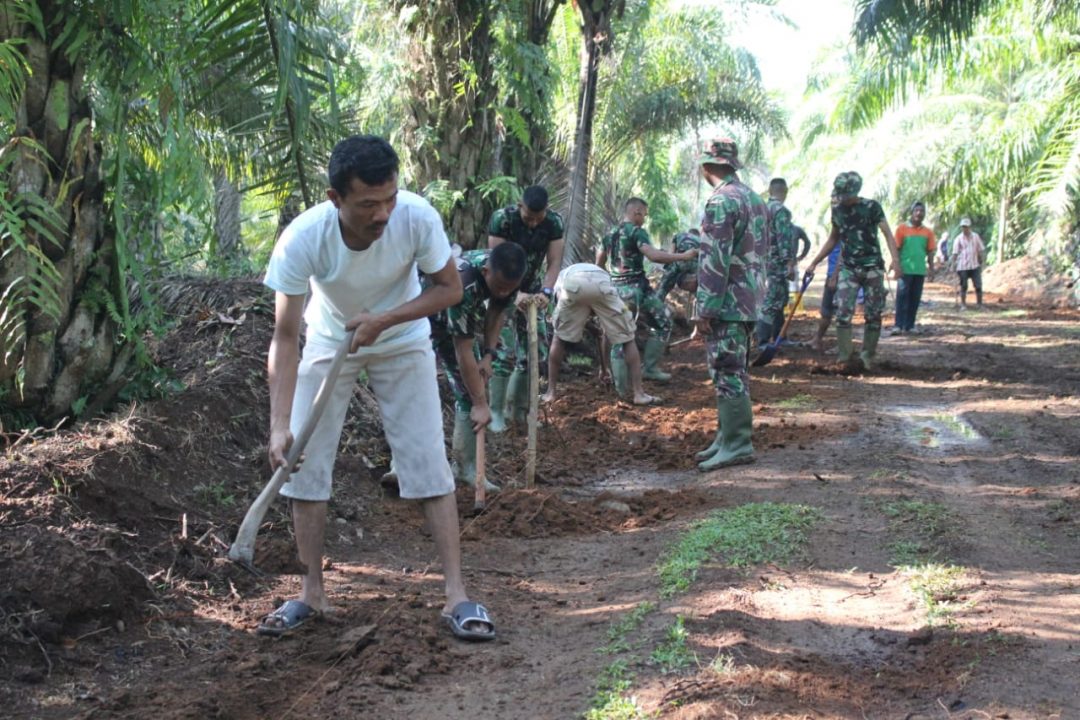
top-left (886, 405), bottom-right (985, 450)
top-left (562, 467), bottom-right (691, 499)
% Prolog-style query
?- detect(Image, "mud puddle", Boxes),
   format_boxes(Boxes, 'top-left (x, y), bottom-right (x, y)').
top-left (886, 405), bottom-right (986, 450)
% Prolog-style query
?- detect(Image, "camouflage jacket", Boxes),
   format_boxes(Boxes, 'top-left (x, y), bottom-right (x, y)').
top-left (766, 198), bottom-right (796, 277)
top-left (487, 206), bottom-right (564, 292)
top-left (428, 250), bottom-right (512, 341)
top-left (672, 232), bottom-right (701, 254)
top-left (832, 198), bottom-right (886, 269)
top-left (604, 221), bottom-right (653, 284)
top-left (696, 174), bottom-right (770, 322)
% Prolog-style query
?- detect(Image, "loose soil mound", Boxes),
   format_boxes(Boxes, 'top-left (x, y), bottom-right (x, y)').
top-left (460, 487), bottom-right (712, 539)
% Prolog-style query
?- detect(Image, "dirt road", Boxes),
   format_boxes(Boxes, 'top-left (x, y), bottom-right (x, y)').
top-left (3, 283), bottom-right (1078, 719)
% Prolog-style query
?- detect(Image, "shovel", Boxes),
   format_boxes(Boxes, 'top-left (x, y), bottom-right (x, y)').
top-left (474, 427), bottom-right (486, 510)
top-left (229, 331), bottom-right (355, 573)
top-left (752, 271), bottom-right (814, 368)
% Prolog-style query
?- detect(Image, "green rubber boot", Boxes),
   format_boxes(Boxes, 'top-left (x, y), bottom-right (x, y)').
top-left (695, 397), bottom-right (723, 461)
top-left (642, 338), bottom-right (672, 382)
top-left (507, 369), bottom-right (530, 424)
top-left (860, 326), bottom-right (881, 371)
top-left (698, 395), bottom-right (755, 471)
top-left (454, 411), bottom-right (500, 493)
top-left (487, 375), bottom-right (509, 433)
top-left (836, 326), bottom-right (854, 364)
top-left (609, 346), bottom-right (630, 399)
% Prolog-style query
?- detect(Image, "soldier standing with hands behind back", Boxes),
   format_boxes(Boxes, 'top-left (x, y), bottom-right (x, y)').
top-left (693, 139), bottom-right (770, 472)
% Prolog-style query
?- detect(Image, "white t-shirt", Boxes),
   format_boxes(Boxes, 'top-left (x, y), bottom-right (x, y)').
top-left (264, 190), bottom-right (451, 353)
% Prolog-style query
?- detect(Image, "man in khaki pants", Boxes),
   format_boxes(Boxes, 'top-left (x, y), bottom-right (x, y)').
top-left (542, 263), bottom-right (659, 406)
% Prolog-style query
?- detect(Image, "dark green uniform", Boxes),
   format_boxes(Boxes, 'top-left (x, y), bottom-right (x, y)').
top-left (603, 221), bottom-right (672, 344)
top-left (832, 198), bottom-right (887, 330)
top-left (697, 175), bottom-right (769, 398)
top-left (486, 206), bottom-right (564, 377)
top-left (657, 232), bottom-right (701, 301)
top-left (762, 198), bottom-right (796, 329)
top-left (428, 250), bottom-right (513, 412)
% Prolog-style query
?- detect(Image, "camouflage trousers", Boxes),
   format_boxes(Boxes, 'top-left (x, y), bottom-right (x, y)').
top-left (761, 273), bottom-right (790, 325)
top-left (835, 264), bottom-right (885, 330)
top-left (492, 303), bottom-right (550, 377)
top-left (657, 259), bottom-right (698, 300)
top-left (432, 332), bottom-right (476, 413)
top-left (705, 319), bottom-right (754, 399)
top-left (612, 279), bottom-right (672, 342)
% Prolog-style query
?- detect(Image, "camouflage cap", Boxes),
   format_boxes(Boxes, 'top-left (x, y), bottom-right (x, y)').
top-left (832, 171), bottom-right (863, 198)
top-left (699, 138), bottom-right (742, 170)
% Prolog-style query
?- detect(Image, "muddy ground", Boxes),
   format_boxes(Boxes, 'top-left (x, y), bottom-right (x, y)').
top-left (2, 280), bottom-right (1078, 719)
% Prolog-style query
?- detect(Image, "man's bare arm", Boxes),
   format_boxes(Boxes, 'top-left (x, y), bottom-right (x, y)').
top-left (267, 292), bottom-right (305, 468)
top-left (542, 239), bottom-right (565, 290)
top-left (640, 243), bottom-right (695, 265)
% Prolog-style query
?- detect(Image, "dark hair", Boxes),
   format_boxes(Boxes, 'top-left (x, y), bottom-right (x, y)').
top-left (911, 200), bottom-right (925, 210)
top-left (625, 197), bottom-right (648, 210)
top-left (769, 177), bottom-right (787, 189)
top-left (688, 228), bottom-right (700, 235)
top-left (489, 242), bottom-right (527, 282)
top-left (522, 185), bottom-right (549, 212)
top-left (328, 135), bottom-right (399, 196)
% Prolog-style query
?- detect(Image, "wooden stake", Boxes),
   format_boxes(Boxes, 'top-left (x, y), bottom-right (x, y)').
top-left (526, 302), bottom-right (539, 488)
top-left (474, 428), bottom-right (486, 510)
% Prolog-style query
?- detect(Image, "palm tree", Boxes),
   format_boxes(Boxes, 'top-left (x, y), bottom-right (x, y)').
top-left (1, 0), bottom-right (347, 425)
top-left (557, 1), bottom-right (784, 262)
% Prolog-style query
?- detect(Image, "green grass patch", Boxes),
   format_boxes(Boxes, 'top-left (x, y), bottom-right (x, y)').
top-left (568, 354), bottom-right (595, 369)
top-left (902, 563), bottom-right (972, 625)
top-left (193, 481), bottom-right (237, 509)
top-left (775, 393), bottom-right (816, 410)
top-left (649, 616), bottom-right (695, 674)
top-left (989, 424), bottom-right (1015, 440)
top-left (603, 601), bottom-right (656, 654)
top-left (657, 503), bottom-right (818, 597)
top-left (881, 499), bottom-right (953, 565)
top-left (584, 660), bottom-right (647, 720)
top-left (711, 652), bottom-right (737, 675)
top-left (998, 308), bottom-right (1028, 318)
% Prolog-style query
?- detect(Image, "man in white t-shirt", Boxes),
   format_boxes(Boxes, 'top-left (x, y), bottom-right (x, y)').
top-left (258, 135), bottom-right (494, 641)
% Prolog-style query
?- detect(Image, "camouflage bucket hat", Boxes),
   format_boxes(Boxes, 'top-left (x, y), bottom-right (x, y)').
top-left (699, 138), bottom-right (742, 169)
top-left (832, 171), bottom-right (863, 197)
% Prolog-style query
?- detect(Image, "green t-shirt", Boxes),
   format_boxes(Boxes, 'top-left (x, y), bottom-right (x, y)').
top-left (896, 222), bottom-right (937, 276)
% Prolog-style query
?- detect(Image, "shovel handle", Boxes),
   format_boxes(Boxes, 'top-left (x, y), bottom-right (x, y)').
top-left (474, 428), bottom-right (486, 509)
top-left (229, 330), bottom-right (355, 566)
top-left (776, 272), bottom-right (815, 342)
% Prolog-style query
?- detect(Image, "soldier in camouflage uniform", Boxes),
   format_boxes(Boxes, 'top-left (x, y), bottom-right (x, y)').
top-left (486, 185), bottom-right (564, 432)
top-left (758, 178), bottom-right (798, 345)
top-left (657, 228), bottom-right (701, 301)
top-left (806, 172), bottom-right (901, 371)
top-left (595, 198), bottom-right (697, 395)
top-left (427, 243), bottom-right (527, 492)
top-left (694, 139), bottom-right (770, 472)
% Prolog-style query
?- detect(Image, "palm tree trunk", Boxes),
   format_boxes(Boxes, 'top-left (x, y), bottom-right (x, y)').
top-left (563, 0), bottom-right (620, 265)
top-left (213, 168), bottom-right (242, 262)
top-left (1, 1), bottom-right (121, 423)
top-left (997, 189), bottom-right (1010, 265)
top-left (563, 27), bottom-right (602, 265)
top-left (399, 1), bottom-right (498, 249)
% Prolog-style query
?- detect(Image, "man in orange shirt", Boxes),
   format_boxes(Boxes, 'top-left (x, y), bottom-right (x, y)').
top-left (891, 201), bottom-right (936, 335)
